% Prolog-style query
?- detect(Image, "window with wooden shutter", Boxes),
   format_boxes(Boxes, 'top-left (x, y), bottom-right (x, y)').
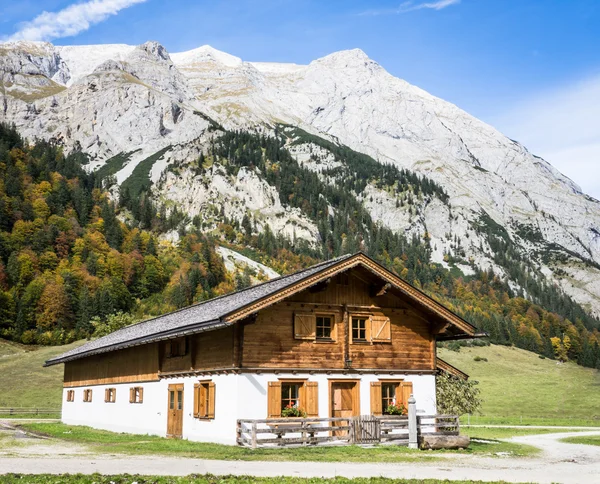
top-left (83, 389), bottom-right (92, 402)
top-left (370, 382), bottom-right (382, 415)
top-left (129, 387), bottom-right (143, 403)
top-left (66, 390), bottom-right (74, 402)
top-left (267, 381), bottom-right (282, 418)
top-left (350, 315), bottom-right (371, 343)
top-left (105, 388), bottom-right (116, 403)
top-left (294, 312), bottom-right (316, 340)
top-left (304, 381), bottom-right (318, 417)
top-left (371, 315), bottom-right (391, 342)
top-left (400, 381), bottom-right (413, 409)
top-left (194, 381), bottom-right (215, 419)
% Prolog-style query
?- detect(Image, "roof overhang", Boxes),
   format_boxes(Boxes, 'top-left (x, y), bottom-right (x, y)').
top-left (436, 357), bottom-right (469, 380)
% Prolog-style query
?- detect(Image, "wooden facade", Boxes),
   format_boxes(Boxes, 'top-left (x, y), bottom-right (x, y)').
top-left (63, 261), bottom-right (473, 387)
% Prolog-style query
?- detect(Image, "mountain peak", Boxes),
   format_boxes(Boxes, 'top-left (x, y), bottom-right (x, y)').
top-left (171, 45), bottom-right (243, 68)
top-left (313, 48), bottom-right (375, 68)
top-left (135, 41), bottom-right (171, 62)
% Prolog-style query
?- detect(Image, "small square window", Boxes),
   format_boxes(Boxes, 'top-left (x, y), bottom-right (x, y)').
top-left (316, 315), bottom-right (333, 340)
top-left (130, 387), bottom-right (143, 404)
top-left (105, 388), bottom-right (116, 403)
top-left (352, 317), bottom-right (367, 341)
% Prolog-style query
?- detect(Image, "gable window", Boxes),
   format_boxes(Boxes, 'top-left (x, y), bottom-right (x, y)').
top-left (352, 317), bottom-right (368, 342)
top-left (316, 315), bottom-right (333, 340)
top-left (66, 390), bottom-right (74, 402)
top-left (129, 387), bottom-right (143, 404)
top-left (194, 381), bottom-right (215, 419)
top-left (83, 389), bottom-right (93, 403)
top-left (105, 388), bottom-right (116, 403)
top-left (165, 337), bottom-right (188, 358)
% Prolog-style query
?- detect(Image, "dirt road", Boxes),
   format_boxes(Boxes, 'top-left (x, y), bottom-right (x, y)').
top-left (1, 424), bottom-right (599, 483)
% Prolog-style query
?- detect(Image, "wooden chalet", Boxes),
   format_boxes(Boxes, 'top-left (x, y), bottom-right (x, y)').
top-left (46, 252), bottom-right (478, 445)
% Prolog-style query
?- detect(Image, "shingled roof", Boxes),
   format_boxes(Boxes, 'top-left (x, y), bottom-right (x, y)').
top-left (45, 251), bottom-right (479, 367)
top-left (45, 254), bottom-right (354, 366)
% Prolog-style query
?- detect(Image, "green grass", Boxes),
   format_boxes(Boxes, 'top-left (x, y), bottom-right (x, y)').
top-left (439, 344), bottom-right (600, 422)
top-left (95, 150), bottom-right (141, 180)
top-left (560, 434), bottom-right (600, 446)
top-left (120, 146), bottom-right (171, 197)
top-left (19, 422), bottom-right (538, 461)
top-left (0, 339), bottom-right (84, 408)
top-left (0, 475), bottom-right (522, 484)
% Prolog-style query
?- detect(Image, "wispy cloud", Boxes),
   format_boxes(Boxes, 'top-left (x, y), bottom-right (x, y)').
top-left (3, 0), bottom-right (148, 42)
top-left (360, 0), bottom-right (460, 16)
top-left (492, 74), bottom-right (600, 200)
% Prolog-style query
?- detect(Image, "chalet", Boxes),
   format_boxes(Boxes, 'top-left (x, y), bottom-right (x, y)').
top-left (46, 252), bottom-right (478, 445)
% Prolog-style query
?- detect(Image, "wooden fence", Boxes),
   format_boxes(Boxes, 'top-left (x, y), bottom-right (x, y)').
top-left (237, 417), bottom-right (353, 448)
top-left (237, 414), bottom-right (458, 448)
top-left (0, 407), bottom-right (61, 417)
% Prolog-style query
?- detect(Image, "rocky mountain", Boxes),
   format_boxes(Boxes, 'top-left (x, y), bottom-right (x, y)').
top-left (1, 39), bottom-right (599, 318)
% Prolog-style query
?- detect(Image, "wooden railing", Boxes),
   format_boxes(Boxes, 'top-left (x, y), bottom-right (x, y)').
top-left (417, 414), bottom-right (460, 435)
top-left (0, 407), bottom-right (60, 417)
top-left (237, 417), bottom-right (352, 448)
top-left (237, 413), bottom-right (459, 448)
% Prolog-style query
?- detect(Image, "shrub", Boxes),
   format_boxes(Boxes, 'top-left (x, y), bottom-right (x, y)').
top-left (436, 373), bottom-right (482, 416)
top-left (20, 329), bottom-right (37, 344)
top-left (36, 331), bottom-right (54, 345)
top-left (281, 405), bottom-right (307, 418)
top-left (473, 356), bottom-right (488, 362)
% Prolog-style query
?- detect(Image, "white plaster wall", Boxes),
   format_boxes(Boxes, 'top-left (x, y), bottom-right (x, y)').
top-left (61, 372), bottom-right (436, 445)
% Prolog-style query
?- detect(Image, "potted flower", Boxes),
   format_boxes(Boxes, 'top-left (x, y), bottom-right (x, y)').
top-left (281, 403), bottom-right (307, 418)
top-left (384, 402), bottom-right (406, 415)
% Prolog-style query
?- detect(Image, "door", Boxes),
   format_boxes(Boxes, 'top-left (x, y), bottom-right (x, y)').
top-left (167, 384), bottom-right (184, 438)
top-left (330, 381), bottom-right (359, 436)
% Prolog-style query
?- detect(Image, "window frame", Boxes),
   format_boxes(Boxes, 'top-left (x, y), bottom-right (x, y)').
top-left (83, 388), bottom-right (93, 403)
top-left (377, 379), bottom-right (410, 415)
top-left (105, 387), bottom-right (116, 403)
top-left (66, 390), bottom-right (75, 402)
top-left (165, 337), bottom-right (189, 358)
top-left (350, 313), bottom-right (371, 343)
top-left (315, 313), bottom-right (335, 342)
top-left (129, 386), bottom-right (143, 404)
top-left (278, 378), bottom-right (307, 414)
top-left (194, 380), bottom-right (215, 420)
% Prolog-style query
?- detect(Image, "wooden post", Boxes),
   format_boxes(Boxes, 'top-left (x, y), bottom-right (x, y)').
top-left (301, 420), bottom-right (307, 446)
top-left (408, 395), bottom-right (418, 449)
top-left (251, 422), bottom-right (257, 450)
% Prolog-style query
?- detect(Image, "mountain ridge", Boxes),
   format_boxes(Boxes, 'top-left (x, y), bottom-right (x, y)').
top-left (1, 39), bottom-right (599, 318)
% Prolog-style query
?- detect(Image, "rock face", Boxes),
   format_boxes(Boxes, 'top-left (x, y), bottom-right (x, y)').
top-left (1, 40), bottom-right (600, 315)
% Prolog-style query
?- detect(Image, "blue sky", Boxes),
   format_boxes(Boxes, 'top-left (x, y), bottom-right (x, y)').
top-left (1, 0), bottom-right (599, 198)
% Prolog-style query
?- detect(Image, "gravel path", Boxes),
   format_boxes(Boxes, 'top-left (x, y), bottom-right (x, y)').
top-left (0, 425), bottom-right (599, 483)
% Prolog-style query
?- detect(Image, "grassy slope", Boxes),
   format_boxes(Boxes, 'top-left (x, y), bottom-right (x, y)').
top-left (439, 344), bottom-right (600, 420)
top-left (0, 339), bottom-right (83, 407)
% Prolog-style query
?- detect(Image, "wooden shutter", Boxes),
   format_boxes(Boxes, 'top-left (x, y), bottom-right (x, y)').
top-left (193, 383), bottom-right (200, 418)
top-left (294, 312), bottom-right (316, 340)
top-left (371, 315), bottom-right (391, 342)
top-left (207, 382), bottom-right (216, 419)
top-left (400, 381), bottom-right (413, 409)
top-left (129, 388), bottom-right (134, 403)
top-left (267, 381), bottom-right (282, 418)
top-left (304, 381), bottom-right (318, 417)
top-left (370, 382), bottom-right (383, 415)
top-left (139, 387), bottom-right (144, 403)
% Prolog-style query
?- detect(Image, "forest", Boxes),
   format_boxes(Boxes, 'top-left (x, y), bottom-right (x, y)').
top-left (0, 122), bottom-right (599, 369)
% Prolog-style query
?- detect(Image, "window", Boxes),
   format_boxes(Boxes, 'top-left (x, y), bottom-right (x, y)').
top-left (370, 381), bottom-right (413, 415)
top-left (281, 382), bottom-right (301, 412)
top-left (105, 388), bottom-right (116, 403)
top-left (83, 389), bottom-right (93, 403)
top-left (316, 315), bottom-right (333, 340)
top-left (193, 381), bottom-right (215, 419)
top-left (267, 380), bottom-right (318, 418)
top-left (165, 337), bottom-right (188, 358)
top-left (352, 317), bottom-right (368, 341)
top-left (129, 387), bottom-right (143, 404)
top-left (66, 390), bottom-right (74, 402)
top-left (381, 383), bottom-right (396, 412)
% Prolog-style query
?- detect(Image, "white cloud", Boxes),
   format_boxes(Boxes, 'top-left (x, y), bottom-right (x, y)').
top-left (492, 74), bottom-right (600, 200)
top-left (4, 0), bottom-right (148, 42)
top-left (361, 0), bottom-right (460, 16)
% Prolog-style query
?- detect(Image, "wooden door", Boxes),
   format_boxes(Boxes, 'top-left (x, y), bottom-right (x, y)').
top-left (330, 381), bottom-right (359, 436)
top-left (167, 384), bottom-right (184, 438)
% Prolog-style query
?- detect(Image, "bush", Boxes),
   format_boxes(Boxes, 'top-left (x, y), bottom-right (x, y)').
top-left (447, 341), bottom-right (461, 352)
top-left (36, 331), bottom-right (54, 345)
top-left (436, 373), bottom-right (482, 416)
top-left (20, 329), bottom-right (37, 344)
top-left (473, 356), bottom-right (488, 362)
